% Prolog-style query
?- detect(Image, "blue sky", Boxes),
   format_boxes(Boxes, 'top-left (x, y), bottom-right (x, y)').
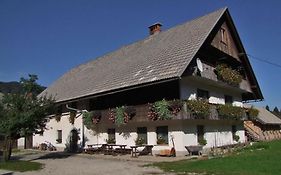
top-left (0, 0), bottom-right (280, 109)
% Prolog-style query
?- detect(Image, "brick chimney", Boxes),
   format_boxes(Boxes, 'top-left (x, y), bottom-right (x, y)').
top-left (148, 22), bottom-right (162, 35)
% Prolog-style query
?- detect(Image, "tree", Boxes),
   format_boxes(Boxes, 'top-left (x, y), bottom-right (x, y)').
top-left (265, 105), bottom-right (270, 111)
top-left (273, 107), bottom-right (280, 117)
top-left (0, 74), bottom-right (54, 161)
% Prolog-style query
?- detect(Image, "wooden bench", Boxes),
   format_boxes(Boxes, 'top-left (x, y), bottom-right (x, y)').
top-left (185, 146), bottom-right (203, 156)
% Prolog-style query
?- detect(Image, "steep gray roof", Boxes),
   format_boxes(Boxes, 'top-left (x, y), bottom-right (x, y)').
top-left (256, 107), bottom-right (281, 125)
top-left (40, 8), bottom-right (227, 103)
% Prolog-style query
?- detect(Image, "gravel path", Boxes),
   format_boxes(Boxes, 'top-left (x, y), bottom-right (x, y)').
top-left (10, 153), bottom-right (174, 175)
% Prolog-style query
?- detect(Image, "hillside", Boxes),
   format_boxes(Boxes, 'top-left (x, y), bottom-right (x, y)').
top-left (0, 81), bottom-right (46, 95)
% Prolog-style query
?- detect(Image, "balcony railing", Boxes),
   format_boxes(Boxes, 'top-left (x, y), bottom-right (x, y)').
top-left (94, 102), bottom-right (246, 124)
top-left (192, 63), bottom-right (251, 93)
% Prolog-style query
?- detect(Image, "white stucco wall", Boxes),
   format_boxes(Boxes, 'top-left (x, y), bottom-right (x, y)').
top-left (32, 76), bottom-right (246, 153)
top-left (179, 77), bottom-right (243, 107)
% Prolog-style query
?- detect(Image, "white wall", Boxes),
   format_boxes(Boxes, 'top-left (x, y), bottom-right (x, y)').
top-left (179, 77), bottom-right (243, 107)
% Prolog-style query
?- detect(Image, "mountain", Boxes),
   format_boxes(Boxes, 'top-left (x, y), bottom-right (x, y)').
top-left (0, 81), bottom-right (23, 94)
top-left (0, 81), bottom-right (46, 94)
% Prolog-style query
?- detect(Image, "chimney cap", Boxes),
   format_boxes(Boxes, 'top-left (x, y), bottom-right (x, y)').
top-left (148, 22), bottom-right (162, 29)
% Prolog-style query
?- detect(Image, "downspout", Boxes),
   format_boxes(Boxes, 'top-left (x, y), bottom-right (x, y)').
top-left (66, 104), bottom-right (87, 148)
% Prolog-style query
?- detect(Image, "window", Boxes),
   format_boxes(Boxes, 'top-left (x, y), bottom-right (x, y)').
top-left (197, 89), bottom-right (209, 100)
top-left (197, 125), bottom-right (204, 143)
top-left (156, 126), bottom-right (168, 145)
top-left (137, 127), bottom-right (147, 144)
top-left (57, 130), bottom-right (62, 143)
top-left (225, 95), bottom-right (233, 104)
top-left (107, 128), bottom-right (116, 144)
top-left (232, 125), bottom-right (237, 135)
top-left (220, 28), bottom-right (227, 44)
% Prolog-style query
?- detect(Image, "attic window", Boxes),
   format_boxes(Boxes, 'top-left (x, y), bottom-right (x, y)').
top-left (220, 28), bottom-right (227, 44)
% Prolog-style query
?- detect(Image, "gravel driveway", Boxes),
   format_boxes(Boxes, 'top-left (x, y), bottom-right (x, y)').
top-left (10, 152), bottom-right (172, 175)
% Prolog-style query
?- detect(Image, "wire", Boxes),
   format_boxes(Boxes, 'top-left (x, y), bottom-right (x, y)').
top-left (246, 53), bottom-right (281, 69)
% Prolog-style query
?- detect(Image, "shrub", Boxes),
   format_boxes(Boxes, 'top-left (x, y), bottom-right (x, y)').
top-left (217, 104), bottom-right (244, 120)
top-left (186, 100), bottom-right (210, 118)
top-left (216, 64), bottom-right (242, 86)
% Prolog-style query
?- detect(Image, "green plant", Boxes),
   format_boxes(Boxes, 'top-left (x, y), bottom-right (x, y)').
top-left (157, 136), bottom-right (167, 145)
top-left (216, 64), bottom-right (242, 86)
top-left (106, 138), bottom-right (116, 144)
top-left (150, 99), bottom-right (172, 120)
top-left (135, 136), bottom-right (145, 145)
top-left (169, 99), bottom-right (183, 115)
top-left (115, 106), bottom-right (125, 126)
top-left (108, 106), bottom-right (133, 125)
top-left (186, 100), bottom-right (210, 118)
top-left (248, 107), bottom-right (259, 118)
top-left (217, 104), bottom-right (244, 120)
top-left (55, 114), bottom-right (61, 122)
top-left (233, 134), bottom-right (240, 142)
top-left (69, 111), bottom-right (76, 124)
top-left (198, 137), bottom-right (207, 146)
top-left (83, 111), bottom-right (101, 129)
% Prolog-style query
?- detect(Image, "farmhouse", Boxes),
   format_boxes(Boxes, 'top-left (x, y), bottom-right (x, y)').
top-left (28, 7), bottom-right (264, 154)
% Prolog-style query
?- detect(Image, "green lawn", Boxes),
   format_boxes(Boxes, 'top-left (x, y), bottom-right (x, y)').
top-left (153, 140), bottom-right (281, 175)
top-left (0, 160), bottom-right (43, 172)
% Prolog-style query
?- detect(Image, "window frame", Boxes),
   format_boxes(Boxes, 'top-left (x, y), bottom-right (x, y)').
top-left (197, 89), bottom-right (209, 100)
top-left (156, 126), bottom-right (169, 145)
top-left (57, 130), bottom-right (62, 143)
top-left (137, 127), bottom-right (148, 144)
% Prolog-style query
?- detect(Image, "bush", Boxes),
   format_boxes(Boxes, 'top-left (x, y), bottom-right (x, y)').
top-left (186, 100), bottom-right (210, 118)
top-left (217, 104), bottom-right (244, 120)
top-left (216, 64), bottom-right (242, 86)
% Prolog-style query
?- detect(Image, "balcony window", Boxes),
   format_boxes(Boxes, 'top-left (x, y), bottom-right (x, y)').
top-left (197, 89), bottom-right (209, 100)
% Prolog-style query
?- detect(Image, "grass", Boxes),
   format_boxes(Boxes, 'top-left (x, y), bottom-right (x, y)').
top-left (0, 160), bottom-right (43, 172)
top-left (153, 140), bottom-right (281, 175)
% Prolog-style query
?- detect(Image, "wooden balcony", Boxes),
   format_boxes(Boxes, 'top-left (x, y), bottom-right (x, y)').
top-left (97, 102), bottom-right (246, 124)
top-left (191, 63), bottom-right (252, 93)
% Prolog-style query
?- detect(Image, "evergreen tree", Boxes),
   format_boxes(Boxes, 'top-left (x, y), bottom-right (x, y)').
top-left (273, 107), bottom-right (279, 116)
top-left (265, 105), bottom-right (270, 111)
top-left (0, 74), bottom-right (54, 161)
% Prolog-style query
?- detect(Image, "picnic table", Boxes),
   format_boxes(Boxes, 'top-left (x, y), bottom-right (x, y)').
top-left (130, 145), bottom-right (154, 157)
top-left (105, 144), bottom-right (128, 155)
top-left (84, 144), bottom-right (107, 154)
